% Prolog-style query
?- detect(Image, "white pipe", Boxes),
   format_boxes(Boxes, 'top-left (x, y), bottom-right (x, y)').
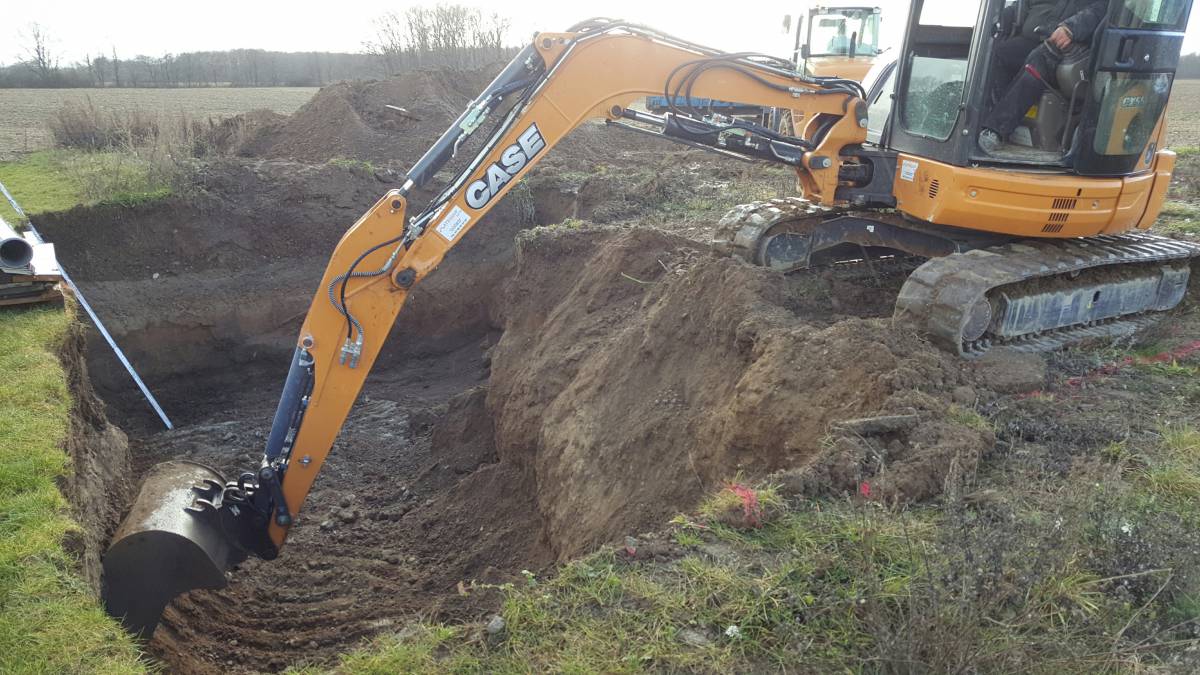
top-left (0, 216), bottom-right (34, 269)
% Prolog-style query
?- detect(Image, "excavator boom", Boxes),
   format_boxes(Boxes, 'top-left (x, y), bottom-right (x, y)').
top-left (102, 8), bottom-right (1200, 636)
top-left (103, 19), bottom-right (871, 636)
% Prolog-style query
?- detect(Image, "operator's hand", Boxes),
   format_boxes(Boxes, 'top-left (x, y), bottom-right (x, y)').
top-left (1048, 26), bottom-right (1073, 50)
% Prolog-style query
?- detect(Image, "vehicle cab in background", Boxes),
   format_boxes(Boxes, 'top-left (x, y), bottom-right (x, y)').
top-left (785, 5), bottom-right (885, 80)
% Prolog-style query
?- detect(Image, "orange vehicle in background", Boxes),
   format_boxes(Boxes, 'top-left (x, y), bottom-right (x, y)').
top-left (788, 5), bottom-right (885, 80)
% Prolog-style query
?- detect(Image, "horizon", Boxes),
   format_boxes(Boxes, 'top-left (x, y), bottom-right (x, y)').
top-left (3, 0), bottom-right (1199, 70)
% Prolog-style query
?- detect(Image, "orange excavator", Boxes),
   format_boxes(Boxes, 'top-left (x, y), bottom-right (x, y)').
top-left (104, 1), bottom-right (1197, 636)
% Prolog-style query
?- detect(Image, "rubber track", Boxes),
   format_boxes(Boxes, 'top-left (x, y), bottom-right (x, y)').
top-left (711, 197), bottom-right (836, 265)
top-left (895, 232), bottom-right (1200, 357)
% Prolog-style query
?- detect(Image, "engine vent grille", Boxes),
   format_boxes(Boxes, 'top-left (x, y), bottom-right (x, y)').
top-left (928, 179), bottom-right (940, 199)
top-left (1043, 209), bottom-right (1071, 233)
top-left (1051, 197), bottom-right (1078, 210)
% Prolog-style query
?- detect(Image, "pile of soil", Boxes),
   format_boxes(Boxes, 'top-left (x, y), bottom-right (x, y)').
top-left (487, 227), bottom-right (992, 558)
top-left (209, 70), bottom-right (498, 163)
top-left (206, 67), bottom-right (681, 166)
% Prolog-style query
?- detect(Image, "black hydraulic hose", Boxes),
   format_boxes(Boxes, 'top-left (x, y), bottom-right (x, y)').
top-left (332, 235), bottom-right (405, 341)
top-left (662, 54), bottom-right (862, 145)
top-left (412, 74), bottom-right (541, 229)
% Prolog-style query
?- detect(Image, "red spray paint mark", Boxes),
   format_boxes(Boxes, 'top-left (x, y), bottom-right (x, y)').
top-left (1065, 339), bottom-right (1200, 389)
top-left (727, 483), bottom-right (763, 529)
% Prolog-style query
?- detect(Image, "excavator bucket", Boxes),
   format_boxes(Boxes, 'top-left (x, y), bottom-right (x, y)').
top-left (103, 461), bottom-right (248, 638)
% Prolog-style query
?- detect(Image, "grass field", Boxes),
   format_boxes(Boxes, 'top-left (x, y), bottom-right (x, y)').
top-left (1168, 80), bottom-right (1200, 149)
top-left (0, 87), bottom-right (318, 157)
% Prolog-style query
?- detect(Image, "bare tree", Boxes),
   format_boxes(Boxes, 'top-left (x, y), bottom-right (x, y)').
top-left (365, 4), bottom-right (513, 72)
top-left (111, 46), bottom-right (122, 87)
top-left (19, 23), bottom-right (59, 84)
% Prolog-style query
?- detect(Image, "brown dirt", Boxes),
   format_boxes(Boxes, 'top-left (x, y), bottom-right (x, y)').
top-left (57, 314), bottom-right (134, 594)
top-left (207, 68), bottom-right (682, 168)
top-left (488, 227), bottom-right (991, 558)
top-left (206, 70), bottom-right (497, 163)
top-left (47, 164), bottom-right (996, 672)
top-left (37, 69), bottom-right (1002, 673)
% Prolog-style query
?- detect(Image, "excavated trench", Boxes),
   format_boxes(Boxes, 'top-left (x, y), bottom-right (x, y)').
top-left (43, 158), bottom-right (994, 673)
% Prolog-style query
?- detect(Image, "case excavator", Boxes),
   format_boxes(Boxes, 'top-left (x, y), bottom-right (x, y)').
top-left (103, 0), bottom-right (1197, 637)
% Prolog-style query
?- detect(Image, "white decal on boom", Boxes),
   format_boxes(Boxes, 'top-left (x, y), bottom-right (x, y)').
top-left (465, 123), bottom-right (546, 210)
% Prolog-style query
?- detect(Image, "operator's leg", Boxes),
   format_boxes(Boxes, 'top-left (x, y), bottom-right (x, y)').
top-left (989, 35), bottom-right (1040, 103)
top-left (985, 45), bottom-right (1059, 137)
top-left (979, 44), bottom-right (1061, 152)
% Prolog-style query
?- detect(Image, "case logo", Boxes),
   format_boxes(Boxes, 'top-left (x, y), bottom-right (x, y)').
top-left (465, 124), bottom-right (546, 209)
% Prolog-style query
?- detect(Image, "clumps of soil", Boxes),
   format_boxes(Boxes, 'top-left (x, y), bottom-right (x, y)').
top-left (57, 314), bottom-right (133, 594)
top-left (209, 69), bottom-right (499, 163)
top-left (486, 226), bottom-right (994, 559)
top-left (203, 66), bottom-right (686, 167)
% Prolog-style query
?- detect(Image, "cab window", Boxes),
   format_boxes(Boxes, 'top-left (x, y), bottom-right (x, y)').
top-left (866, 64), bottom-right (898, 144)
top-left (898, 0), bottom-right (978, 141)
top-left (1091, 71), bottom-right (1171, 156)
top-left (1113, 0), bottom-right (1189, 29)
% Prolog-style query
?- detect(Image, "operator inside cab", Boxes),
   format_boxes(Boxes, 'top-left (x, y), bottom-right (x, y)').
top-left (827, 22), bottom-right (852, 53)
top-left (978, 0), bottom-right (1106, 155)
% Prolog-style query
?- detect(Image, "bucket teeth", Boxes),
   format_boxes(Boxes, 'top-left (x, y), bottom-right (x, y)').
top-left (103, 461), bottom-right (251, 638)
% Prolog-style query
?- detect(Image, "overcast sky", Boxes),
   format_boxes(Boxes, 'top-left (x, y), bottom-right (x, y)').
top-left (3, 0), bottom-right (1198, 68)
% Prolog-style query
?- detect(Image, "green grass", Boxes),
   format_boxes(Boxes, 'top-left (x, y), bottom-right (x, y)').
top-left (320, 499), bottom-right (935, 674)
top-left (0, 148), bottom-right (145, 672)
top-left (313, 453), bottom-right (1200, 675)
top-left (0, 306), bottom-right (144, 673)
top-left (1156, 200), bottom-right (1200, 235)
top-left (948, 403), bottom-right (995, 432)
top-left (0, 150), bottom-right (173, 225)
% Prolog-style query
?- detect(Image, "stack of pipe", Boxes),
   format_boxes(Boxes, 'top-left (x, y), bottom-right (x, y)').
top-left (0, 215), bottom-right (61, 306)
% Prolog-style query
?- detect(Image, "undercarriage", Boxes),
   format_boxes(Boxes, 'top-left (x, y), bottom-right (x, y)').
top-left (714, 197), bottom-right (1200, 356)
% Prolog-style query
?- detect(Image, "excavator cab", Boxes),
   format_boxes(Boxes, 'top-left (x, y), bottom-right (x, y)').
top-left (877, 0), bottom-right (1190, 173)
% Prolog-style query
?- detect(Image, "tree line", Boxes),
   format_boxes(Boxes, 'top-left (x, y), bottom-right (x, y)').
top-left (1179, 53), bottom-right (1200, 79)
top-left (0, 47), bottom-right (378, 88)
top-left (4, 6), bottom-right (516, 89)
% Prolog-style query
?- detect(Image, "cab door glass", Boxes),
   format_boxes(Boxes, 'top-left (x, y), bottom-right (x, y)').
top-left (1113, 0), bottom-right (1189, 28)
top-left (898, 0), bottom-right (979, 141)
top-left (1075, 0), bottom-right (1191, 173)
top-left (1091, 71), bottom-right (1171, 156)
top-left (867, 65), bottom-right (899, 144)
top-left (901, 57), bottom-right (968, 139)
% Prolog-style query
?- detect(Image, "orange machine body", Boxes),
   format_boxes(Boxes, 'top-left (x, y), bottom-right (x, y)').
top-left (892, 149), bottom-right (1175, 238)
top-left (267, 27), bottom-right (1176, 548)
top-left (804, 54), bottom-right (876, 82)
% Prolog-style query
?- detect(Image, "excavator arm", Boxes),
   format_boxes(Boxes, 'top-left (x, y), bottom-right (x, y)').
top-left (103, 19), bottom-right (868, 636)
